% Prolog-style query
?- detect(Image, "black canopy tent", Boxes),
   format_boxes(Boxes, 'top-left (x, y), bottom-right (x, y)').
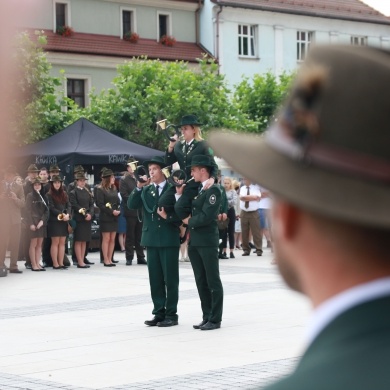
top-left (15, 118), bottom-right (164, 183)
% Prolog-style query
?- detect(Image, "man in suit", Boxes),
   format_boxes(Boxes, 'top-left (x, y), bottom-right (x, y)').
top-left (163, 114), bottom-right (219, 220)
top-left (181, 155), bottom-right (223, 331)
top-left (209, 45), bottom-right (390, 389)
top-left (119, 158), bottom-right (145, 265)
top-left (128, 156), bottom-right (181, 327)
top-left (0, 165), bottom-right (25, 273)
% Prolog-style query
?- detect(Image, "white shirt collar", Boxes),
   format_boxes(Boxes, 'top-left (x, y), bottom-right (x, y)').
top-left (155, 180), bottom-right (166, 190)
top-left (306, 277), bottom-right (390, 347)
top-left (186, 139), bottom-right (194, 146)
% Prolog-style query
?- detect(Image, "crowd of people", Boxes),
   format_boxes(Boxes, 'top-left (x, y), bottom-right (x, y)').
top-left (0, 114), bottom-right (271, 333)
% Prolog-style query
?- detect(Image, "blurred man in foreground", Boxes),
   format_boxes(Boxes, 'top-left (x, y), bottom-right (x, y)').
top-left (209, 45), bottom-right (390, 389)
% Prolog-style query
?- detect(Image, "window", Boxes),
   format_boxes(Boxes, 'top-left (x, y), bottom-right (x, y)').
top-left (297, 31), bottom-right (313, 61)
top-left (53, 1), bottom-right (71, 32)
top-left (67, 79), bottom-right (85, 108)
top-left (121, 8), bottom-right (136, 39)
top-left (351, 36), bottom-right (367, 46)
top-left (238, 24), bottom-right (257, 57)
top-left (157, 12), bottom-right (171, 40)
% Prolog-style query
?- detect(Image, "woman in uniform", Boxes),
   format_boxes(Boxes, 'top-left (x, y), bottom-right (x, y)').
top-left (95, 169), bottom-right (120, 267)
top-left (46, 175), bottom-right (71, 269)
top-left (69, 172), bottom-right (94, 269)
top-left (25, 178), bottom-right (49, 271)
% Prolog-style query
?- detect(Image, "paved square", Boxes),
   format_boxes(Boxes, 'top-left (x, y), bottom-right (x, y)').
top-left (0, 247), bottom-right (309, 389)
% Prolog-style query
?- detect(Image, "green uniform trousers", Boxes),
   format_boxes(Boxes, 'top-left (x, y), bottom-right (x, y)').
top-left (147, 246), bottom-right (179, 321)
top-left (188, 246), bottom-right (223, 323)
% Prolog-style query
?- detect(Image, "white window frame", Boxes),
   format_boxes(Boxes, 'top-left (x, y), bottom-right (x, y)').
top-left (297, 30), bottom-right (313, 62)
top-left (157, 11), bottom-right (172, 41)
top-left (64, 74), bottom-right (91, 108)
top-left (53, 0), bottom-right (71, 33)
top-left (351, 36), bottom-right (367, 46)
top-left (238, 24), bottom-right (257, 58)
top-left (120, 7), bottom-right (137, 39)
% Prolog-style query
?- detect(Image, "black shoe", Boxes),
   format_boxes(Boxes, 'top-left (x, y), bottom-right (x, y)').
top-left (31, 268), bottom-right (40, 272)
top-left (25, 263), bottom-right (32, 270)
top-left (144, 316), bottom-right (163, 326)
top-left (200, 321), bottom-right (221, 331)
top-left (103, 263), bottom-right (115, 267)
top-left (193, 320), bottom-right (208, 329)
top-left (9, 269), bottom-right (23, 274)
top-left (77, 265), bottom-right (90, 268)
top-left (220, 253), bottom-right (228, 259)
top-left (39, 268), bottom-right (46, 271)
top-left (52, 266), bottom-right (62, 270)
top-left (249, 242), bottom-right (255, 249)
top-left (137, 258), bottom-right (147, 265)
top-left (157, 319), bottom-right (178, 327)
top-left (126, 260), bottom-right (133, 266)
top-left (84, 259), bottom-right (95, 265)
top-left (257, 250), bottom-right (263, 256)
top-left (61, 266), bottom-right (68, 269)
top-left (230, 252), bottom-right (235, 259)
top-left (112, 259), bottom-right (119, 264)
top-left (242, 252), bottom-right (250, 256)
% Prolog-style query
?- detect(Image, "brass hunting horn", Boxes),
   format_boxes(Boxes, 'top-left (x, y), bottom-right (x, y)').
top-left (156, 119), bottom-right (181, 142)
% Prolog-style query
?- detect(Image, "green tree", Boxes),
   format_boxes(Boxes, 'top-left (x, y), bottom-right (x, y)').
top-left (233, 71), bottom-right (295, 133)
top-left (12, 31), bottom-right (70, 145)
top-left (68, 56), bottom-right (254, 150)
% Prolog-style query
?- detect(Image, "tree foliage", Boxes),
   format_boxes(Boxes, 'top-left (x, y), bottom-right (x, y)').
top-left (12, 31), bottom-right (70, 145)
top-left (233, 71), bottom-right (295, 133)
top-left (66, 56), bottom-right (256, 150)
top-left (15, 32), bottom-right (295, 149)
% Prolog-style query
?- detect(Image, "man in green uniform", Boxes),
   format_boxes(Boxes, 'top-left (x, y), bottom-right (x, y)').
top-left (209, 45), bottom-right (390, 389)
top-left (181, 155), bottom-right (224, 331)
top-left (128, 156), bottom-right (181, 327)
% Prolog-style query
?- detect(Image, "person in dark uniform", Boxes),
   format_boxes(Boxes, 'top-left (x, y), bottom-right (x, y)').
top-left (22, 164), bottom-right (40, 269)
top-left (46, 175), bottom-right (71, 269)
top-left (68, 165), bottom-right (94, 266)
top-left (0, 165), bottom-right (25, 274)
top-left (119, 158), bottom-right (145, 265)
top-left (69, 172), bottom-right (94, 269)
top-left (162, 114), bottom-right (219, 221)
top-left (95, 169), bottom-right (120, 267)
top-left (25, 178), bottom-right (49, 271)
top-left (128, 156), bottom-right (181, 327)
top-left (181, 155), bottom-right (224, 331)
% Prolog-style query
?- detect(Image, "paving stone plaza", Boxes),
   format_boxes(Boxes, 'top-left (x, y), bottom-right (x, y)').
top-left (0, 247), bottom-right (309, 389)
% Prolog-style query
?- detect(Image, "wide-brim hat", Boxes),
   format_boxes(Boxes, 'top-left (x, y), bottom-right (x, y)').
top-left (143, 156), bottom-right (167, 169)
top-left (209, 45), bottom-right (390, 229)
top-left (74, 165), bottom-right (84, 173)
top-left (101, 169), bottom-right (114, 178)
top-left (27, 164), bottom-right (39, 173)
top-left (187, 155), bottom-right (214, 169)
top-left (50, 175), bottom-right (63, 182)
top-left (178, 114), bottom-right (202, 127)
top-left (75, 172), bottom-right (87, 181)
top-left (49, 165), bottom-right (61, 172)
top-left (31, 177), bottom-right (42, 185)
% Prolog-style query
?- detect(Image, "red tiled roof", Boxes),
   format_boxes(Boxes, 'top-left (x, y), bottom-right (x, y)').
top-left (39, 30), bottom-right (210, 63)
top-left (211, 0), bottom-right (390, 24)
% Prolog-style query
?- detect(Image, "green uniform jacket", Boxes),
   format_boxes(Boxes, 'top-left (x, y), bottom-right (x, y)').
top-left (265, 296), bottom-right (390, 390)
top-left (128, 183), bottom-right (181, 248)
top-left (188, 184), bottom-right (221, 247)
top-left (165, 140), bottom-right (218, 181)
top-left (218, 184), bottom-right (228, 214)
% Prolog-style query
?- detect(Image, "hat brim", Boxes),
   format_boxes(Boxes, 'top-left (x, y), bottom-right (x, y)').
top-left (143, 160), bottom-right (166, 169)
top-left (209, 131), bottom-right (390, 228)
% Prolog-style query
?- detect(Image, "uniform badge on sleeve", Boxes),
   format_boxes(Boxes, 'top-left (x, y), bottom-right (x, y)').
top-left (209, 194), bottom-right (216, 204)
